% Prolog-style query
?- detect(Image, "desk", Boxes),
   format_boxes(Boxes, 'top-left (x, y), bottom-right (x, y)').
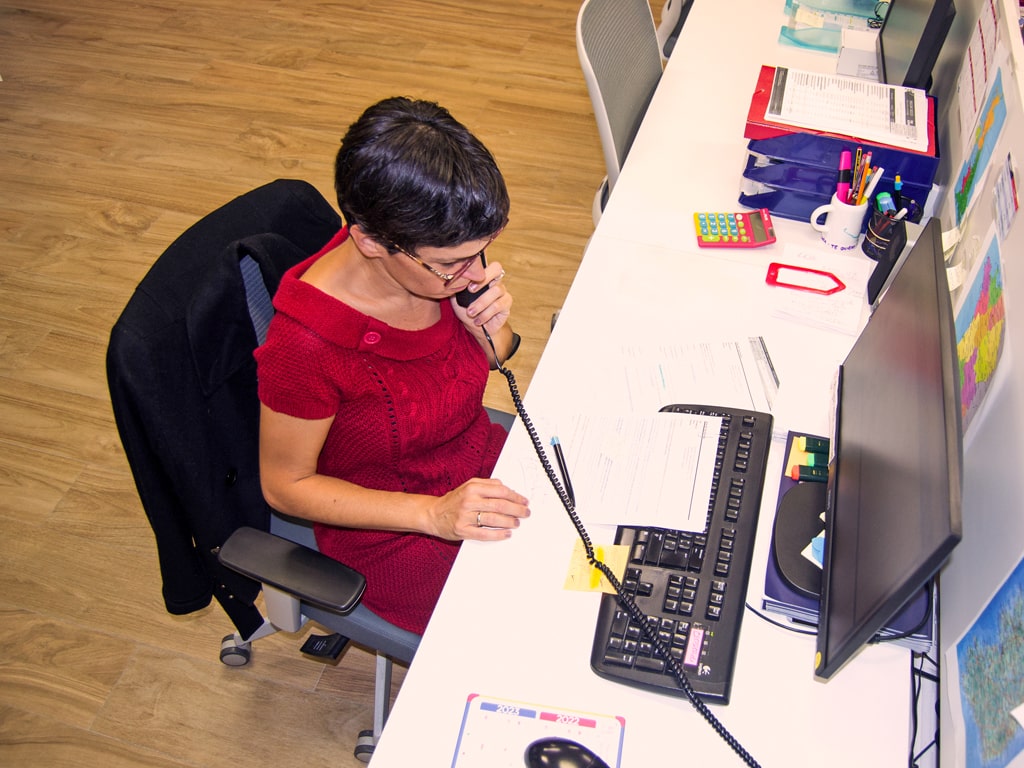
top-left (370, 2), bottom-right (912, 765)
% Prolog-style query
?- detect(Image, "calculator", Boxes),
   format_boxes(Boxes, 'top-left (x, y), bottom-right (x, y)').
top-left (694, 208), bottom-right (776, 248)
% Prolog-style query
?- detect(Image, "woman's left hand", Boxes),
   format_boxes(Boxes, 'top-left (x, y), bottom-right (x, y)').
top-left (453, 260), bottom-right (512, 336)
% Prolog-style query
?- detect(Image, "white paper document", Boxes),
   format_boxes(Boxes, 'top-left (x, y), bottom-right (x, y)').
top-left (767, 66), bottom-right (930, 153)
top-left (621, 337), bottom-right (779, 414)
top-left (556, 412), bottom-right (722, 532)
top-left (768, 245), bottom-right (873, 335)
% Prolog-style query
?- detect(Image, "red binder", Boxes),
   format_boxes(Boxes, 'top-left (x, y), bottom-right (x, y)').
top-left (744, 65), bottom-right (938, 158)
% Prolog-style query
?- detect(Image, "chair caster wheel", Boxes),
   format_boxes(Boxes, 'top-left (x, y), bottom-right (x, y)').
top-left (219, 634), bottom-right (252, 666)
top-left (354, 729), bottom-right (376, 762)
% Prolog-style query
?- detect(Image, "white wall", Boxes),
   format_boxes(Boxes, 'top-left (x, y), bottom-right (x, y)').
top-left (932, 1), bottom-right (1024, 765)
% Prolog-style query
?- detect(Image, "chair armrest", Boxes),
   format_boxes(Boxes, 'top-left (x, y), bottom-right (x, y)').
top-left (218, 527), bottom-right (366, 614)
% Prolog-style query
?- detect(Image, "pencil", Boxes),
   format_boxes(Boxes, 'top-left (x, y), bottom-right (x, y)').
top-left (849, 147), bottom-right (863, 203)
top-left (855, 152), bottom-right (873, 204)
top-left (855, 167), bottom-right (869, 205)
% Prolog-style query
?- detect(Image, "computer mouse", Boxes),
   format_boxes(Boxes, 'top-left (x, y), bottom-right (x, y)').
top-left (523, 737), bottom-right (611, 768)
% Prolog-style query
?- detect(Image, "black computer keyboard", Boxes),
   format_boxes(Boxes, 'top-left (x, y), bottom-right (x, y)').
top-left (589, 404), bottom-right (773, 704)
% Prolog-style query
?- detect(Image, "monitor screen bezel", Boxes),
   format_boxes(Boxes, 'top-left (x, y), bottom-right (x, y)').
top-left (814, 218), bottom-right (963, 679)
top-left (877, 0), bottom-right (957, 92)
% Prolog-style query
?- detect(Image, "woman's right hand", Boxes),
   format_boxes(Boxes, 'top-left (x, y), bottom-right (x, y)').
top-left (427, 477), bottom-right (530, 541)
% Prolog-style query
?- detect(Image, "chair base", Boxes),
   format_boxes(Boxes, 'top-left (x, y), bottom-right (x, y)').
top-left (219, 626), bottom-right (397, 761)
top-left (354, 729), bottom-right (376, 762)
top-left (219, 634), bottom-right (253, 666)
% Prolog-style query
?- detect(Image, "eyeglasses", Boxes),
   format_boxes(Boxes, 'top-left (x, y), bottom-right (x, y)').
top-left (392, 244), bottom-right (486, 287)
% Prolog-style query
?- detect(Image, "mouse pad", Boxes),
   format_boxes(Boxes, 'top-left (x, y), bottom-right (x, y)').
top-left (451, 694), bottom-right (625, 767)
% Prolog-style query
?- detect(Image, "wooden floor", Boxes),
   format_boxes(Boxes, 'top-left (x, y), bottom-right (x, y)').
top-left (0, 1), bottom-right (612, 765)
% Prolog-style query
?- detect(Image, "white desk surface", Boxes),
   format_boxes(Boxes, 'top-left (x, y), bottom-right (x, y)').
top-left (370, 2), bottom-right (911, 765)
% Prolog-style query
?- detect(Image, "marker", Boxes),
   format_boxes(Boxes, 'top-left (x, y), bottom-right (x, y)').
top-left (836, 150), bottom-right (853, 203)
top-left (802, 452), bottom-right (828, 467)
top-left (550, 436), bottom-right (576, 505)
top-left (893, 174), bottom-right (903, 209)
top-left (862, 166), bottom-right (885, 206)
top-left (791, 465), bottom-right (828, 482)
top-left (797, 436), bottom-right (830, 454)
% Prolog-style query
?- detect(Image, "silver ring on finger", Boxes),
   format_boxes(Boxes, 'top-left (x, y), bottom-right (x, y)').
top-left (476, 511), bottom-right (482, 527)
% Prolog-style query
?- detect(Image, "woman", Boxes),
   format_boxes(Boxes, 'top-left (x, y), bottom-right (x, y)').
top-left (255, 98), bottom-right (530, 636)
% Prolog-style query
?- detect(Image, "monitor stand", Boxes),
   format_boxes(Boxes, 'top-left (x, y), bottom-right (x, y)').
top-left (771, 482), bottom-right (828, 599)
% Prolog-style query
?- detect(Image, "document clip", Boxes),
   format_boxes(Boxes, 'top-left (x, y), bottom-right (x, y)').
top-left (766, 263), bottom-right (846, 295)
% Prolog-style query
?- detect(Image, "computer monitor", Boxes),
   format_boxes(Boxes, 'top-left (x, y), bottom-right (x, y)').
top-left (814, 217), bottom-right (963, 679)
top-left (877, 0), bottom-right (956, 92)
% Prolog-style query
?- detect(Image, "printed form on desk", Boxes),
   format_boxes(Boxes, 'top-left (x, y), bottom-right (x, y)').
top-left (621, 338), bottom-right (779, 414)
top-left (766, 66), bottom-right (930, 153)
top-left (767, 244), bottom-right (874, 335)
top-left (548, 338), bottom-right (780, 532)
top-left (555, 411), bottom-right (722, 533)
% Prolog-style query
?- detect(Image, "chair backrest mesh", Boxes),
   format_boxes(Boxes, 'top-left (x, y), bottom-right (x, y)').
top-left (577, 0), bottom-right (663, 183)
top-left (240, 254), bottom-right (274, 345)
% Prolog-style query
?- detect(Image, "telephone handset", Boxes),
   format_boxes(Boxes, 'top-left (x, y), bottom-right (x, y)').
top-left (454, 251), bottom-right (487, 308)
top-left (455, 285), bottom-right (482, 308)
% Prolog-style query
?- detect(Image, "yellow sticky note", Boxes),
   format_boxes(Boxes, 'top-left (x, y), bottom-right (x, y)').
top-left (786, 440), bottom-right (812, 477)
top-left (563, 539), bottom-right (630, 595)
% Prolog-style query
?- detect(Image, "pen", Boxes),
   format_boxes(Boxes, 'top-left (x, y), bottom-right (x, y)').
top-left (550, 436), bottom-right (576, 505)
top-left (836, 150), bottom-right (852, 203)
top-left (893, 174), bottom-right (903, 210)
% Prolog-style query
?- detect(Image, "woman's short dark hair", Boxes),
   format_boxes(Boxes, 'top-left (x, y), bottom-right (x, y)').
top-left (335, 97), bottom-right (510, 253)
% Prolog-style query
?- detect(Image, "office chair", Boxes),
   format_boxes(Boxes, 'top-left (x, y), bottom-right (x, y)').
top-left (106, 179), bottom-right (421, 761)
top-left (576, 0), bottom-right (663, 224)
top-left (655, 0), bottom-right (692, 59)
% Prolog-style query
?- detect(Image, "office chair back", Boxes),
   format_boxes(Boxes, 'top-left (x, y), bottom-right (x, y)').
top-left (576, 0), bottom-right (663, 216)
top-left (109, 179), bottom-right (421, 761)
top-left (656, 0), bottom-right (692, 58)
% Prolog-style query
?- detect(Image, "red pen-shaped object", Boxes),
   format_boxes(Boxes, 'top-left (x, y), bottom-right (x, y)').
top-left (836, 150), bottom-right (852, 203)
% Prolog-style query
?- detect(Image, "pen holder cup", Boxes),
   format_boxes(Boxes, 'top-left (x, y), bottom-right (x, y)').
top-left (810, 193), bottom-right (869, 252)
top-left (865, 215), bottom-right (908, 304)
top-left (863, 210), bottom-right (908, 262)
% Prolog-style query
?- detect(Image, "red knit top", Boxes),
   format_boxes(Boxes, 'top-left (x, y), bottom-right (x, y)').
top-left (255, 229), bottom-right (507, 634)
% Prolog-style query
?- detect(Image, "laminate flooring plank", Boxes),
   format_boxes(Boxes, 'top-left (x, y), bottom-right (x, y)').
top-left (0, 0), bottom-right (605, 764)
